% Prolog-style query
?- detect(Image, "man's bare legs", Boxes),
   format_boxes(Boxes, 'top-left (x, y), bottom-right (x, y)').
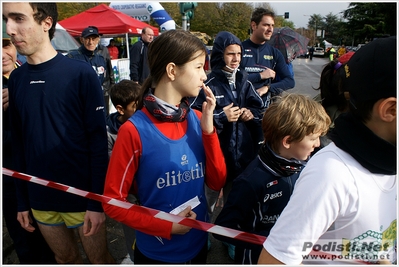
top-left (37, 223), bottom-right (83, 264)
top-left (37, 222), bottom-right (114, 263)
top-left (78, 222), bottom-right (115, 263)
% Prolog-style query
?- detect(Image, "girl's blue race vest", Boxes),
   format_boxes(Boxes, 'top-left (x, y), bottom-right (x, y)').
top-left (129, 109), bottom-right (208, 262)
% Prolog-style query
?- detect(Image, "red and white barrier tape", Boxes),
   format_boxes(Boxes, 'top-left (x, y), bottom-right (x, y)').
top-left (3, 167), bottom-right (265, 245)
top-left (3, 167), bottom-right (371, 264)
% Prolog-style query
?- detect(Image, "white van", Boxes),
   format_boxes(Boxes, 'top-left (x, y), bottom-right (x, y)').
top-left (313, 47), bottom-right (325, 57)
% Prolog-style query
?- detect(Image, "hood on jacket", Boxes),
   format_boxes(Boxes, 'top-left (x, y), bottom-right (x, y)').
top-left (106, 111), bottom-right (122, 134)
top-left (210, 31), bottom-right (243, 71)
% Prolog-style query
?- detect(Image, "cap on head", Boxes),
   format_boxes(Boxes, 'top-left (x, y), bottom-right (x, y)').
top-left (343, 37), bottom-right (396, 107)
top-left (81, 26), bottom-right (100, 38)
top-left (3, 20), bottom-right (11, 40)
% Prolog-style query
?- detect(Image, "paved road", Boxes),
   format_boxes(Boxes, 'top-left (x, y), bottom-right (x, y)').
top-left (290, 56), bottom-right (329, 97)
top-left (2, 56), bottom-right (329, 264)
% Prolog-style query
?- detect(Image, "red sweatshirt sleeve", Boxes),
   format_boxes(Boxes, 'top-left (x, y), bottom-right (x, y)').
top-left (103, 108), bottom-right (226, 239)
top-left (193, 110), bottom-right (227, 191)
top-left (102, 121), bottom-right (174, 239)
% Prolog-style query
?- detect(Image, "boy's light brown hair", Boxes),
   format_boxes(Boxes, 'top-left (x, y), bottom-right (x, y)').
top-left (262, 92), bottom-right (331, 152)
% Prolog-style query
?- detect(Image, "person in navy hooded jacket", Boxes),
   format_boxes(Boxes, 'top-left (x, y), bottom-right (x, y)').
top-left (191, 30), bottom-right (263, 192)
top-left (190, 32), bottom-right (264, 239)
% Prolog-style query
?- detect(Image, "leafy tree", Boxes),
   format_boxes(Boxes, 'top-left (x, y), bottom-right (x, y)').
top-left (160, 2), bottom-right (252, 42)
top-left (57, 3), bottom-right (106, 21)
top-left (342, 2), bottom-right (396, 44)
top-left (296, 27), bottom-right (313, 45)
top-left (63, 2), bottom-right (387, 48)
top-left (280, 20), bottom-right (295, 28)
top-left (187, 2), bottom-right (221, 42)
top-left (323, 12), bottom-right (342, 45)
top-left (188, 2), bottom-right (253, 41)
top-left (255, 2), bottom-right (274, 10)
top-left (306, 14), bottom-right (324, 46)
top-left (334, 20), bottom-right (352, 46)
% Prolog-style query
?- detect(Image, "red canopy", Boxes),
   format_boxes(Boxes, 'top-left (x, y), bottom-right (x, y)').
top-left (58, 4), bottom-right (159, 37)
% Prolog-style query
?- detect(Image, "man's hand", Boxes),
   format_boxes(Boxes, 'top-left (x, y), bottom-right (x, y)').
top-left (223, 103), bottom-right (243, 122)
top-left (82, 211), bottom-right (106, 236)
top-left (3, 88), bottom-right (9, 111)
top-left (259, 68), bottom-right (276, 80)
top-left (171, 206), bottom-right (197, 235)
top-left (17, 211), bottom-right (36, 232)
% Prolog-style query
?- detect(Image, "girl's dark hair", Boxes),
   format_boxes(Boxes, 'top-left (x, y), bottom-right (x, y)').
top-left (137, 30), bottom-right (206, 109)
top-left (316, 60), bottom-right (349, 112)
top-left (30, 3), bottom-right (58, 40)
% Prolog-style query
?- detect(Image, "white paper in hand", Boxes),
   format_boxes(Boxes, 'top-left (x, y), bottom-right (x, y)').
top-left (169, 196), bottom-right (200, 215)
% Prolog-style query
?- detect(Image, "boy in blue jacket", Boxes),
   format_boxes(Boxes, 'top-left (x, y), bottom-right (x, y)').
top-left (106, 79), bottom-right (141, 158)
top-left (190, 31), bottom-right (264, 259)
top-left (191, 31), bottom-right (263, 186)
top-left (105, 79), bottom-right (141, 263)
top-left (213, 93), bottom-right (330, 264)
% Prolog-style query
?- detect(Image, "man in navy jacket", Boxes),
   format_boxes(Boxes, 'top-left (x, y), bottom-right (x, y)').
top-left (129, 27), bottom-right (154, 85)
top-left (241, 7), bottom-right (295, 108)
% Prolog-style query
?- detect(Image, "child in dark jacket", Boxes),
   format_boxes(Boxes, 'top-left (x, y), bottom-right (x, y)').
top-left (105, 79), bottom-right (141, 262)
top-left (106, 79), bottom-right (141, 158)
top-left (191, 31), bottom-right (263, 183)
top-left (213, 93), bottom-right (331, 264)
top-left (190, 31), bottom-right (264, 259)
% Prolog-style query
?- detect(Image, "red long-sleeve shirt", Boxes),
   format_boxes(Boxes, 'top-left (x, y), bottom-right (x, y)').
top-left (103, 107), bottom-right (226, 239)
top-left (107, 45), bottom-right (119, 60)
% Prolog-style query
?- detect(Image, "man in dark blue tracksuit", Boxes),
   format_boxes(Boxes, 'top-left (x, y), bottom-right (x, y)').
top-left (240, 8), bottom-right (295, 148)
top-left (241, 8), bottom-right (295, 108)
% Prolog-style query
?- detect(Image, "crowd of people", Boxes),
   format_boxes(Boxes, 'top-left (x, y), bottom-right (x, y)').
top-left (2, 2), bottom-right (396, 265)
